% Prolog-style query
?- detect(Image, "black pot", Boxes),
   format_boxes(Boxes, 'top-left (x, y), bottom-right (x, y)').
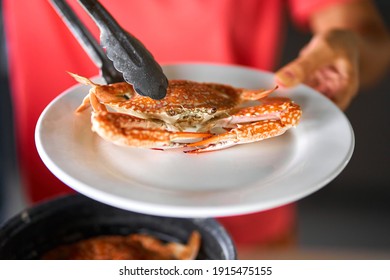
top-left (0, 194), bottom-right (236, 260)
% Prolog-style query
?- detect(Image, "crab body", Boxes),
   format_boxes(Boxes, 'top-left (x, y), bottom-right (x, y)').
top-left (71, 73), bottom-right (301, 152)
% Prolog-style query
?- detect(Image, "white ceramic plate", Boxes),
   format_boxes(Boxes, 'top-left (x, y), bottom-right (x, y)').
top-left (35, 63), bottom-right (354, 218)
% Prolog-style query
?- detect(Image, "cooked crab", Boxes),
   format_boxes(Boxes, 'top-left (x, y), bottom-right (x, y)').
top-left (42, 230), bottom-right (201, 260)
top-left (71, 73), bottom-right (301, 152)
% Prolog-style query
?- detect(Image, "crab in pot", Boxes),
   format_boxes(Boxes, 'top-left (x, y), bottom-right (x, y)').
top-left (42, 230), bottom-right (201, 260)
top-left (71, 73), bottom-right (302, 153)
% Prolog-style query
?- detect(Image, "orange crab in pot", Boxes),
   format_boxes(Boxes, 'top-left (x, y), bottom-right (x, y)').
top-left (71, 73), bottom-right (301, 153)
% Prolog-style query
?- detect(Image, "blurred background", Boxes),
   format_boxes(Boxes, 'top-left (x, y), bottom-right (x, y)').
top-left (1, 1), bottom-right (389, 259)
top-left (281, 0), bottom-right (390, 258)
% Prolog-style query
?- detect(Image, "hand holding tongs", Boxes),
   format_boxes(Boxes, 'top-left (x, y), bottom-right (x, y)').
top-left (50, 0), bottom-right (168, 100)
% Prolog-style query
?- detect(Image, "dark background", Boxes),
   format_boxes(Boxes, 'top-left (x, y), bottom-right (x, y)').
top-left (278, 1), bottom-right (390, 253)
top-left (1, 1), bottom-right (389, 257)
top-left (280, 1), bottom-right (390, 256)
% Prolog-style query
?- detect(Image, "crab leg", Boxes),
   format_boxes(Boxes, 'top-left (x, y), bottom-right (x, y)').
top-left (186, 120), bottom-right (289, 153)
top-left (240, 85), bottom-right (278, 100)
top-left (187, 98), bottom-right (301, 153)
top-left (70, 72), bottom-right (135, 113)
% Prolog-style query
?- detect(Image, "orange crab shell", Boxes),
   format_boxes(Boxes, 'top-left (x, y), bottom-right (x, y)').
top-left (91, 80), bottom-right (246, 130)
top-left (71, 73), bottom-right (300, 152)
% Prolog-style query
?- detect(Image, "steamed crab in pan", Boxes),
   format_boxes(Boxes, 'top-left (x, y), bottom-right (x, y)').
top-left (71, 73), bottom-right (302, 153)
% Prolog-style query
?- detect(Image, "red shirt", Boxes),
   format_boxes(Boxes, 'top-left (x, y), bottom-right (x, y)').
top-left (3, 0), bottom-right (351, 246)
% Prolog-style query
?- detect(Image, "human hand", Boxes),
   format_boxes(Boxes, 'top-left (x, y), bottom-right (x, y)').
top-left (275, 29), bottom-right (360, 111)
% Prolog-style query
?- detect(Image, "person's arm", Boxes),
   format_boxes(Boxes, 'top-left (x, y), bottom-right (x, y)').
top-left (276, 0), bottom-right (390, 110)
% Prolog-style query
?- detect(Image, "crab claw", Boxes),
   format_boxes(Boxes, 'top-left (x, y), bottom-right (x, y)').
top-left (186, 120), bottom-right (290, 153)
top-left (165, 231), bottom-right (201, 260)
top-left (129, 231), bottom-right (201, 260)
top-left (187, 98), bottom-right (302, 153)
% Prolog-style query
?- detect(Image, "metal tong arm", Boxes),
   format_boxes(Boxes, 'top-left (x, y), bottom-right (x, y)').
top-left (78, 0), bottom-right (168, 100)
top-left (50, 0), bottom-right (124, 84)
top-left (78, 0), bottom-right (143, 67)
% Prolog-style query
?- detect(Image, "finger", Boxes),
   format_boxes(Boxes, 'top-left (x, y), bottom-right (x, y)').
top-left (331, 59), bottom-right (359, 111)
top-left (311, 58), bottom-right (359, 111)
top-left (311, 66), bottom-right (344, 98)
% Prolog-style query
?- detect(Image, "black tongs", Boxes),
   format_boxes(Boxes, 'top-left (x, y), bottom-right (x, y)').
top-left (50, 0), bottom-right (168, 100)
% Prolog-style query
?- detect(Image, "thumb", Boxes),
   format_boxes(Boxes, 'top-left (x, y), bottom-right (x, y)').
top-left (275, 38), bottom-right (335, 87)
